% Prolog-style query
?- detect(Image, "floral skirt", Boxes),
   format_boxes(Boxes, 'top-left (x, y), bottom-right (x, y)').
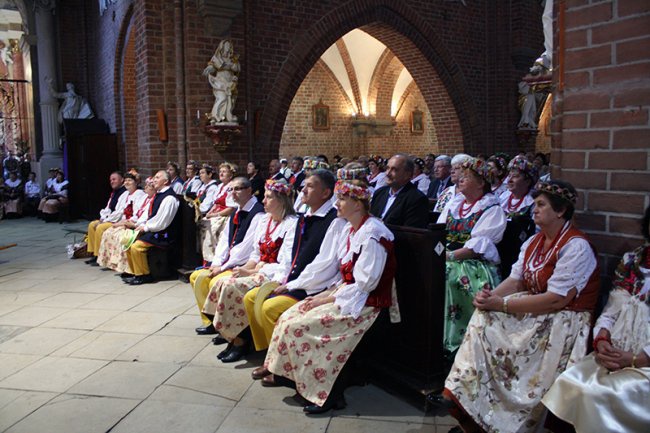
top-left (444, 259), bottom-right (500, 353)
top-left (264, 298), bottom-right (380, 406)
top-left (97, 226), bottom-right (131, 273)
top-left (198, 215), bottom-right (228, 262)
top-left (202, 272), bottom-right (268, 341)
top-left (445, 293), bottom-right (591, 433)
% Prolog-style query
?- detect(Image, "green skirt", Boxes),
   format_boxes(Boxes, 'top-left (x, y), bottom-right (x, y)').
top-left (444, 259), bottom-right (500, 353)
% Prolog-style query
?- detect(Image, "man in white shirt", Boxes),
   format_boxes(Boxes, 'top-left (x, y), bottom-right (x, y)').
top-left (85, 171), bottom-right (125, 265)
top-left (124, 170), bottom-right (180, 285)
top-left (189, 177), bottom-right (265, 334)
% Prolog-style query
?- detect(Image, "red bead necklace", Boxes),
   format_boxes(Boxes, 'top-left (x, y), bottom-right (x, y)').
top-left (507, 193), bottom-right (525, 212)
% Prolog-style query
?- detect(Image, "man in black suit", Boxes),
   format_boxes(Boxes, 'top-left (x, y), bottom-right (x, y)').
top-left (426, 155), bottom-right (453, 199)
top-left (268, 159), bottom-right (285, 181)
top-left (370, 154), bottom-right (429, 228)
top-left (288, 156), bottom-right (306, 192)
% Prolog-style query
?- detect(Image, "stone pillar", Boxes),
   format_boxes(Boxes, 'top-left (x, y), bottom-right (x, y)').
top-left (34, 0), bottom-right (62, 182)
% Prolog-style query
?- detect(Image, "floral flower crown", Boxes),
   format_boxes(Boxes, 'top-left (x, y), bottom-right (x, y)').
top-left (489, 155), bottom-right (508, 172)
top-left (334, 181), bottom-right (371, 201)
top-left (336, 167), bottom-right (369, 181)
top-left (265, 179), bottom-right (293, 196)
top-left (460, 157), bottom-right (493, 183)
top-left (201, 163), bottom-right (214, 173)
top-left (303, 159), bottom-right (329, 171)
top-left (508, 156), bottom-right (539, 182)
top-left (535, 181), bottom-right (577, 204)
top-left (369, 154), bottom-right (386, 166)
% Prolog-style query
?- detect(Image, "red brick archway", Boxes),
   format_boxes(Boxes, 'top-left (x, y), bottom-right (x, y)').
top-left (113, 4), bottom-right (136, 170)
top-left (258, 0), bottom-right (479, 157)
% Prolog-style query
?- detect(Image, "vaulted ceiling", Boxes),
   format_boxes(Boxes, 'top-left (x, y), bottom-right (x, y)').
top-left (319, 29), bottom-right (414, 117)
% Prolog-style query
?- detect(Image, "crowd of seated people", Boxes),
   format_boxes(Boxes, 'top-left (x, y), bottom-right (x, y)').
top-left (0, 167), bottom-right (64, 220)
top-left (70, 150), bottom-right (646, 431)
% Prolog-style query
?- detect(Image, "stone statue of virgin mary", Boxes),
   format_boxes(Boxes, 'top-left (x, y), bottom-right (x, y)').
top-left (203, 40), bottom-right (240, 125)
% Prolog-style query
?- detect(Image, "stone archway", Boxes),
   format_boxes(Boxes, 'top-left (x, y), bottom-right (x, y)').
top-left (113, 4), bottom-right (137, 170)
top-left (258, 0), bottom-right (478, 158)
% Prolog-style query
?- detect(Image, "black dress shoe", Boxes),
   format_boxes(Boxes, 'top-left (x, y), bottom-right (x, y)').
top-left (220, 343), bottom-right (249, 363)
top-left (90, 261), bottom-right (100, 267)
top-left (122, 276), bottom-right (136, 284)
top-left (85, 257), bottom-right (97, 264)
top-left (303, 397), bottom-right (346, 414)
top-left (195, 324), bottom-right (216, 335)
top-left (119, 272), bottom-right (134, 279)
top-left (217, 343), bottom-right (233, 359)
top-left (212, 334), bottom-right (227, 345)
top-left (129, 274), bottom-right (154, 285)
top-left (426, 393), bottom-right (455, 416)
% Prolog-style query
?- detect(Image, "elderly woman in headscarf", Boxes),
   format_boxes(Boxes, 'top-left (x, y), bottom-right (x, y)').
top-left (429, 180), bottom-right (600, 433)
top-left (542, 205), bottom-right (650, 433)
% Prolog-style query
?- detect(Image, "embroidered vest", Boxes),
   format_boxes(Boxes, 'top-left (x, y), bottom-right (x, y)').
top-left (521, 226), bottom-right (600, 312)
top-left (139, 187), bottom-right (179, 247)
top-left (445, 204), bottom-right (495, 250)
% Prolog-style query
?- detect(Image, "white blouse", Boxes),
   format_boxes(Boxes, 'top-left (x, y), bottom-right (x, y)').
top-left (197, 180), bottom-right (218, 214)
top-left (491, 181), bottom-right (508, 199)
top-left (284, 217), bottom-right (349, 294)
top-left (510, 225), bottom-right (598, 297)
top-left (332, 217), bottom-right (395, 319)
top-left (437, 192), bottom-right (507, 264)
top-left (499, 190), bottom-right (535, 217)
top-left (104, 189), bottom-right (147, 223)
top-left (51, 180), bottom-right (69, 197)
top-left (25, 180), bottom-right (40, 197)
top-left (246, 214), bottom-right (299, 281)
top-left (411, 173), bottom-right (431, 196)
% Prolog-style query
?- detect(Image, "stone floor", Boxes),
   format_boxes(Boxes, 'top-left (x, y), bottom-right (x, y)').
top-left (0, 217), bottom-right (458, 433)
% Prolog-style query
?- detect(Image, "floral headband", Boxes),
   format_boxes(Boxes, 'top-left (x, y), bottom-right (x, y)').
top-left (303, 159), bottom-right (329, 171)
top-left (265, 179), bottom-right (292, 196)
top-left (336, 167), bottom-right (369, 181)
top-left (201, 163), bottom-right (214, 173)
top-left (334, 181), bottom-right (371, 201)
top-left (535, 181), bottom-right (577, 204)
top-left (461, 157), bottom-right (493, 184)
top-left (369, 155), bottom-right (386, 166)
top-left (508, 156), bottom-right (539, 183)
top-left (489, 155), bottom-right (508, 172)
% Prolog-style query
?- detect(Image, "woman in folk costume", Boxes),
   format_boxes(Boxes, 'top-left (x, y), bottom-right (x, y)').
top-left (2, 171), bottom-right (23, 218)
top-left (198, 162), bottom-right (237, 264)
top-left (497, 155), bottom-right (539, 278)
top-left (97, 176), bottom-right (153, 276)
top-left (366, 155), bottom-right (387, 194)
top-left (436, 157), bottom-right (507, 356)
top-left (433, 153), bottom-right (472, 214)
top-left (201, 179), bottom-right (298, 363)
top-left (192, 164), bottom-right (219, 218)
top-left (429, 180), bottom-right (600, 433)
top-left (263, 164), bottom-right (397, 414)
top-left (181, 160), bottom-right (202, 195)
top-left (487, 154), bottom-right (509, 199)
top-left (38, 169), bottom-right (69, 220)
top-left (542, 205), bottom-right (650, 433)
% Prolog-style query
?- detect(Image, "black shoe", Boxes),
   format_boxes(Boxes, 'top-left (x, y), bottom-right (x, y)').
top-left (220, 343), bottom-right (249, 363)
top-left (212, 334), bottom-right (227, 345)
top-left (119, 272), bottom-right (134, 279)
top-left (85, 257), bottom-right (97, 265)
top-left (90, 261), bottom-right (100, 267)
top-left (426, 393), bottom-right (455, 417)
top-left (303, 397), bottom-right (346, 414)
top-left (217, 343), bottom-right (233, 360)
top-left (195, 324), bottom-right (216, 335)
top-left (122, 276), bottom-right (136, 284)
top-left (129, 274), bottom-right (154, 285)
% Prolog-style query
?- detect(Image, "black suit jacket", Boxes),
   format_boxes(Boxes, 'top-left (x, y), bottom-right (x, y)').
top-left (370, 182), bottom-right (429, 228)
top-left (427, 177), bottom-right (453, 199)
top-left (290, 171), bottom-right (306, 192)
top-left (270, 172), bottom-right (285, 181)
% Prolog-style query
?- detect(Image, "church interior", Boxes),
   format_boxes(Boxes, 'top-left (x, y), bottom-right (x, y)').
top-left (0, 1), bottom-right (648, 432)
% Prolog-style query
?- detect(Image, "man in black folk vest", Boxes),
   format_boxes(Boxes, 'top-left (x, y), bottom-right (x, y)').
top-left (370, 154), bottom-right (429, 228)
top-left (85, 171), bottom-right (126, 265)
top-left (124, 170), bottom-right (180, 285)
top-left (191, 177), bottom-right (265, 334)
top-left (242, 169), bottom-right (349, 380)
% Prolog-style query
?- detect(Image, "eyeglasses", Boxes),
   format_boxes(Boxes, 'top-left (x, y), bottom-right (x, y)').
top-left (228, 185), bottom-right (249, 192)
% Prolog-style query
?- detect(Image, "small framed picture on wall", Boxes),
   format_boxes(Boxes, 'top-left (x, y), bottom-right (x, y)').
top-left (410, 109), bottom-right (424, 134)
top-left (312, 100), bottom-right (330, 130)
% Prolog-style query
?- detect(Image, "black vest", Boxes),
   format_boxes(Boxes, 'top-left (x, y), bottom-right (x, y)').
top-left (228, 201), bottom-right (265, 247)
top-left (109, 186), bottom-right (126, 211)
top-left (139, 187), bottom-right (180, 247)
top-left (285, 207), bottom-right (338, 300)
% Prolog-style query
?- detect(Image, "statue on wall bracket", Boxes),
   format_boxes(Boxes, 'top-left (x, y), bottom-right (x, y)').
top-left (203, 39), bottom-right (240, 125)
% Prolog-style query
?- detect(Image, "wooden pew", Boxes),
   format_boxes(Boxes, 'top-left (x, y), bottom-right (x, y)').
top-left (177, 196), bottom-right (202, 277)
top-left (360, 223), bottom-right (448, 408)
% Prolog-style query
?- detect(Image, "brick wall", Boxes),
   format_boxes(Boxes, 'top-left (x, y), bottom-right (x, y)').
top-left (553, 0), bottom-right (650, 282)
